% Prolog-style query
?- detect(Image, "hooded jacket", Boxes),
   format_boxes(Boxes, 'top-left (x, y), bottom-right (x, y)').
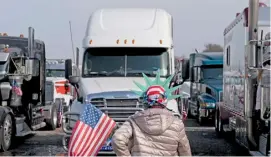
top-left (111, 108), bottom-right (192, 156)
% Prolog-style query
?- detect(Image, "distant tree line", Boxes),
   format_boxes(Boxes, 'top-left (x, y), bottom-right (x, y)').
top-left (202, 43), bottom-right (223, 52)
top-left (174, 43), bottom-right (223, 61)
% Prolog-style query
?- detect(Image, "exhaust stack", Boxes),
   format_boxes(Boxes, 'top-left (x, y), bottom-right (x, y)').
top-left (28, 27), bottom-right (35, 57)
top-left (246, 0), bottom-right (260, 148)
top-left (75, 47), bottom-right (79, 67)
top-left (248, 0), bottom-right (260, 68)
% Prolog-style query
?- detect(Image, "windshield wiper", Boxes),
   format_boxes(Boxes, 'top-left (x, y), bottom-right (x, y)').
top-left (106, 70), bottom-right (124, 76)
top-left (126, 70), bottom-right (156, 77)
top-left (86, 70), bottom-right (123, 76)
top-left (85, 72), bottom-right (108, 76)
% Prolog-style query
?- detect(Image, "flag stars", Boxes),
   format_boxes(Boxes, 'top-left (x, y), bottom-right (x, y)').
top-left (80, 104), bottom-right (103, 128)
top-left (68, 102), bottom-right (116, 156)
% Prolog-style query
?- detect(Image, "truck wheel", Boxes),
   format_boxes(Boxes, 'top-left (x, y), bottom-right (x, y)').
top-left (0, 114), bottom-right (13, 151)
top-left (57, 102), bottom-right (63, 128)
top-left (47, 105), bottom-right (57, 130)
top-left (68, 100), bottom-right (72, 112)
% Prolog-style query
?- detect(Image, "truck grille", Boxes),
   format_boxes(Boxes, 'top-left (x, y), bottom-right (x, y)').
top-left (219, 91), bottom-right (223, 102)
top-left (90, 98), bottom-right (143, 123)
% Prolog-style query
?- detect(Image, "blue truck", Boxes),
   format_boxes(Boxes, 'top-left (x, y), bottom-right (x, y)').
top-left (181, 52), bottom-right (223, 125)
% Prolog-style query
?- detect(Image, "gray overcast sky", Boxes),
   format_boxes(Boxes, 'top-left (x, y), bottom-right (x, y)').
top-left (1, 0), bottom-right (266, 60)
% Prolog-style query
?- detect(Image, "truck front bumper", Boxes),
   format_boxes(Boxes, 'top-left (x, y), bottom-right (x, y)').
top-left (98, 151), bottom-right (116, 156)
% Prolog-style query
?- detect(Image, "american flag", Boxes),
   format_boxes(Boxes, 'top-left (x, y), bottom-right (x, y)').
top-left (12, 80), bottom-right (22, 96)
top-left (68, 103), bottom-right (116, 156)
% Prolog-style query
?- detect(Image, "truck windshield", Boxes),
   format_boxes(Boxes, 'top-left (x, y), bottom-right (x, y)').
top-left (46, 69), bottom-right (65, 77)
top-left (82, 47), bottom-right (170, 77)
top-left (201, 65), bottom-right (223, 80)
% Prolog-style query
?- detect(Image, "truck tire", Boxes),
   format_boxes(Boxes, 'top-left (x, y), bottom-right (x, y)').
top-left (56, 101), bottom-right (63, 128)
top-left (68, 100), bottom-right (72, 112)
top-left (47, 105), bottom-right (57, 130)
top-left (0, 114), bottom-right (13, 152)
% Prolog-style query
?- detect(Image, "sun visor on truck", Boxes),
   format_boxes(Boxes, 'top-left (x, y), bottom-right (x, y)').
top-left (202, 60), bottom-right (223, 65)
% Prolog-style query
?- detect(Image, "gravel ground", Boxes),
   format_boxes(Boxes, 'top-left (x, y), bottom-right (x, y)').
top-left (184, 119), bottom-right (249, 156)
top-left (0, 118), bottom-right (249, 156)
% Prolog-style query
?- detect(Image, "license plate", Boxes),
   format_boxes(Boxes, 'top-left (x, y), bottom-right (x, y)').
top-left (100, 126), bottom-right (117, 151)
top-left (100, 145), bottom-right (113, 151)
top-left (100, 137), bottom-right (113, 151)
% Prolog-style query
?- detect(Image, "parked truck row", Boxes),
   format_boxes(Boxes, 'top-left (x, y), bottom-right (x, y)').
top-left (0, 0), bottom-right (269, 156)
top-left (62, 0), bottom-right (270, 156)
top-left (180, 0), bottom-right (270, 155)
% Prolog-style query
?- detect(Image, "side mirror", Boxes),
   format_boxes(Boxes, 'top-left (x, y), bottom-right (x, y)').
top-left (181, 59), bottom-right (190, 81)
top-left (173, 73), bottom-right (184, 86)
top-left (65, 59), bottom-right (72, 79)
top-left (69, 76), bottom-right (80, 84)
top-left (190, 67), bottom-right (194, 82)
top-left (28, 27), bottom-right (35, 57)
top-left (75, 47), bottom-right (79, 67)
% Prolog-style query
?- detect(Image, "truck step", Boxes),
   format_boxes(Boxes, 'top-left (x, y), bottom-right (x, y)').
top-left (15, 117), bottom-right (25, 124)
top-left (31, 122), bottom-right (46, 131)
top-left (16, 121), bottom-right (32, 137)
top-left (16, 130), bottom-right (32, 137)
top-left (249, 151), bottom-right (265, 156)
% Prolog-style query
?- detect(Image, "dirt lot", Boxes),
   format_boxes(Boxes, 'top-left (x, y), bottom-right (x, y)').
top-left (0, 119), bottom-right (249, 156)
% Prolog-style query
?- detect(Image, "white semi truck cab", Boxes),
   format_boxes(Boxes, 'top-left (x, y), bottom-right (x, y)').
top-left (61, 8), bottom-right (181, 154)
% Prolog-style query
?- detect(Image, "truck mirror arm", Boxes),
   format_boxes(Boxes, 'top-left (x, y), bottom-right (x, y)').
top-left (172, 79), bottom-right (185, 87)
top-left (77, 97), bottom-right (83, 103)
top-left (72, 83), bottom-right (83, 103)
top-left (178, 79), bottom-right (187, 85)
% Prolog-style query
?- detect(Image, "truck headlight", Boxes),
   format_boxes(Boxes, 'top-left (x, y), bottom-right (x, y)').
top-left (200, 102), bottom-right (215, 107)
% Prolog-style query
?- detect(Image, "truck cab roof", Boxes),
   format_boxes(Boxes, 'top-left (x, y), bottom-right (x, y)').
top-left (224, 6), bottom-right (270, 35)
top-left (190, 52), bottom-right (223, 67)
top-left (83, 8), bottom-right (173, 48)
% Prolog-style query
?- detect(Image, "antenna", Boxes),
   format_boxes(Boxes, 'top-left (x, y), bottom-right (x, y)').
top-left (195, 49), bottom-right (199, 53)
top-left (69, 21), bottom-right (75, 62)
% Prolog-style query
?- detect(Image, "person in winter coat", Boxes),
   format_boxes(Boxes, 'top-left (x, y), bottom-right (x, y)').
top-left (111, 72), bottom-right (192, 156)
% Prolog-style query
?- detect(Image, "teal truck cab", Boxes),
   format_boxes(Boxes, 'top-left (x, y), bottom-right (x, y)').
top-left (182, 52), bottom-right (223, 125)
